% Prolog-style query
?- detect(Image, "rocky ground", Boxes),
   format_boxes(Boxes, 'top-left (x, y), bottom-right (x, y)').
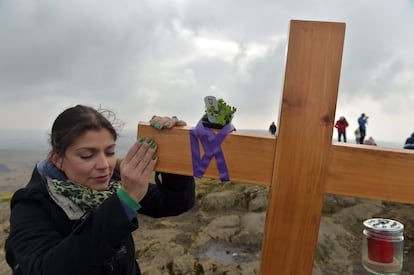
top-left (1, 176), bottom-right (414, 274)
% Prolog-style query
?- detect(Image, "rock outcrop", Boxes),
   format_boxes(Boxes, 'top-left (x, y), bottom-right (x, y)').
top-left (1, 178), bottom-right (414, 274)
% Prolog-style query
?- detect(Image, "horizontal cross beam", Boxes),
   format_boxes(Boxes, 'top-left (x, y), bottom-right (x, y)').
top-left (326, 143), bottom-right (414, 202)
top-left (138, 123), bottom-right (414, 204)
top-left (137, 122), bottom-right (276, 186)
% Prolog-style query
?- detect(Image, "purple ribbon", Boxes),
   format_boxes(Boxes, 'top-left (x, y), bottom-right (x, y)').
top-left (190, 120), bottom-right (235, 181)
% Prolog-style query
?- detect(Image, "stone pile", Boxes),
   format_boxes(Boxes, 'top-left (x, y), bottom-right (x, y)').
top-left (1, 178), bottom-right (414, 274)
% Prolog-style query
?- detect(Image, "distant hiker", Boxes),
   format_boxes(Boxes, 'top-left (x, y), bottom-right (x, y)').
top-left (364, 136), bottom-right (377, 146)
top-left (334, 116), bottom-right (349, 142)
top-left (269, 121), bottom-right (277, 135)
top-left (354, 128), bottom-right (361, 144)
top-left (403, 132), bottom-right (414, 150)
top-left (358, 113), bottom-right (369, 144)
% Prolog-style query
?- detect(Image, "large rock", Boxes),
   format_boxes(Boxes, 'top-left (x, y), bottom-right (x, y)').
top-left (231, 212), bottom-right (265, 247)
top-left (200, 214), bottom-right (241, 241)
top-left (201, 190), bottom-right (246, 211)
top-left (245, 186), bottom-right (269, 212)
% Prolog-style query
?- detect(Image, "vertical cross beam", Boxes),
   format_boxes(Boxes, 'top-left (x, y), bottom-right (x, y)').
top-left (259, 20), bottom-right (345, 274)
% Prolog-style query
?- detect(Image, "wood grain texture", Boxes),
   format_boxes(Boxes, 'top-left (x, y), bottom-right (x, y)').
top-left (259, 20), bottom-right (345, 274)
top-left (326, 143), bottom-right (414, 203)
top-left (137, 122), bottom-right (276, 185)
top-left (137, 124), bottom-right (414, 205)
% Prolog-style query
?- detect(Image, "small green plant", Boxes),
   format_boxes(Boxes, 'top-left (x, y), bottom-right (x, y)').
top-left (203, 98), bottom-right (237, 126)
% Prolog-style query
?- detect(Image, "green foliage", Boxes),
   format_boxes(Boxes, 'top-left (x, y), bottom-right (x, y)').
top-left (0, 191), bottom-right (13, 202)
top-left (204, 98), bottom-right (237, 126)
top-left (193, 259), bottom-right (205, 274)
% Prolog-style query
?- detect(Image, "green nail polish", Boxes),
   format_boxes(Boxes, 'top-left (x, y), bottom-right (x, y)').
top-left (154, 123), bottom-right (161, 129)
top-left (146, 137), bottom-right (152, 143)
top-left (164, 122), bottom-right (171, 127)
top-left (138, 137), bottom-right (145, 143)
top-left (151, 142), bottom-right (157, 149)
top-left (152, 154), bottom-right (157, 160)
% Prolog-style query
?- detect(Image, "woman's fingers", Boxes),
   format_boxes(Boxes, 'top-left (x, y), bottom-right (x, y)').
top-left (123, 137), bottom-right (155, 164)
top-left (141, 154), bottom-right (157, 179)
top-left (120, 137), bottom-right (157, 202)
top-left (121, 137), bottom-right (157, 175)
top-left (172, 116), bottom-right (187, 127)
top-left (122, 138), bottom-right (143, 165)
top-left (150, 116), bottom-right (187, 130)
top-left (135, 138), bottom-right (158, 179)
top-left (131, 138), bottom-right (153, 167)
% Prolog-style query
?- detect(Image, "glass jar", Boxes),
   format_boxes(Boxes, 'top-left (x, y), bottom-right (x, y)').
top-left (362, 218), bottom-right (404, 274)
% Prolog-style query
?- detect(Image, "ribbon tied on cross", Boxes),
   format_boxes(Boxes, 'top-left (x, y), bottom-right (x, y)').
top-left (190, 120), bottom-right (235, 181)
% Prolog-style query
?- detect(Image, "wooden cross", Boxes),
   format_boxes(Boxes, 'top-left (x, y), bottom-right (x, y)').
top-left (137, 20), bottom-right (414, 274)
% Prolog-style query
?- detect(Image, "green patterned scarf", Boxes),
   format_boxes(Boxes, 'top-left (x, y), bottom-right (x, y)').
top-left (47, 178), bottom-right (121, 212)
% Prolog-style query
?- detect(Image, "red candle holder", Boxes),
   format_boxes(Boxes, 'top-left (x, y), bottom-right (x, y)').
top-left (367, 237), bottom-right (394, 263)
top-left (362, 218), bottom-right (404, 274)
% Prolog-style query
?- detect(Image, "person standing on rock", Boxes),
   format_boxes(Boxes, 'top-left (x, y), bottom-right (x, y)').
top-left (269, 121), bottom-right (277, 136)
top-left (354, 128), bottom-right (361, 144)
top-left (5, 105), bottom-right (195, 275)
top-left (357, 113), bottom-right (369, 144)
top-left (334, 116), bottom-right (349, 142)
top-left (403, 132), bottom-right (414, 150)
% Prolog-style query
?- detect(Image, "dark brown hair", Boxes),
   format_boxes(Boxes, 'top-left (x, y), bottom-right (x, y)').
top-left (49, 105), bottom-right (118, 157)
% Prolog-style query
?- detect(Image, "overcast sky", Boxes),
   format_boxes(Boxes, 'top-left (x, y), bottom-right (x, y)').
top-left (1, 0), bottom-right (413, 145)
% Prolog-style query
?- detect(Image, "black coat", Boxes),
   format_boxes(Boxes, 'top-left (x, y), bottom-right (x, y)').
top-left (404, 136), bottom-right (414, 150)
top-left (6, 167), bottom-right (195, 275)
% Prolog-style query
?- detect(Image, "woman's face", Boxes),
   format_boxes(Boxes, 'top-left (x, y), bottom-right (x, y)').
top-left (52, 129), bottom-right (117, 191)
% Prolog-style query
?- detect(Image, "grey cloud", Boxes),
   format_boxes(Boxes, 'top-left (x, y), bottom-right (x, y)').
top-left (1, 0), bottom-right (414, 142)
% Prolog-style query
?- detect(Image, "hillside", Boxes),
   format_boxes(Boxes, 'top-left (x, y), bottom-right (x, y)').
top-left (1, 177), bottom-right (414, 274)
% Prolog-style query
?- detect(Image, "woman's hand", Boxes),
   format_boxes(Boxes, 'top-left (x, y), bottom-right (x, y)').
top-left (150, 115), bottom-right (187, 130)
top-left (120, 137), bottom-right (157, 202)
top-left (119, 116), bottom-right (186, 202)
